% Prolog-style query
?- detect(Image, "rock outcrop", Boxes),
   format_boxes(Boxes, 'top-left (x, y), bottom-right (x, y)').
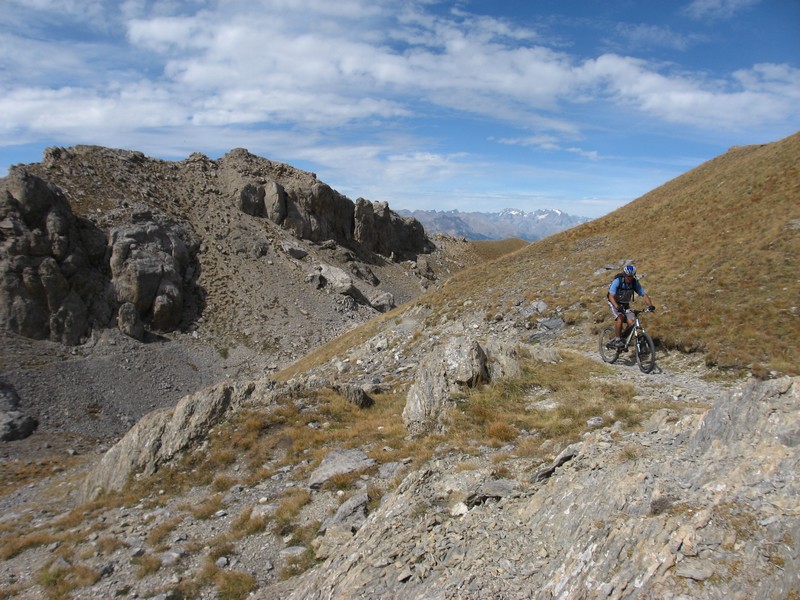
top-left (81, 380), bottom-right (252, 501)
top-left (286, 377), bottom-right (800, 600)
top-left (108, 220), bottom-right (195, 332)
top-left (1, 145), bottom-right (440, 356)
top-left (218, 148), bottom-right (430, 260)
top-left (402, 334), bottom-right (491, 435)
top-left (0, 170), bottom-right (110, 345)
top-left (0, 168), bottom-right (199, 343)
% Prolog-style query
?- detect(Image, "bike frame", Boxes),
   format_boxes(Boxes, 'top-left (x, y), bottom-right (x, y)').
top-left (600, 307), bottom-right (656, 372)
top-left (619, 311), bottom-right (646, 350)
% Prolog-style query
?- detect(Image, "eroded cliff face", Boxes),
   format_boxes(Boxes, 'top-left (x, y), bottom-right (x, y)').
top-left (0, 169), bottom-right (110, 345)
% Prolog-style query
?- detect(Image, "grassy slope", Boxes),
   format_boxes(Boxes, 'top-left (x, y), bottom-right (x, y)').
top-left (279, 132), bottom-right (799, 379)
top-left (425, 132), bottom-right (800, 375)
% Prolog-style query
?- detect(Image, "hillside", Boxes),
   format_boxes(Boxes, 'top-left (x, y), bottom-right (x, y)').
top-left (407, 132), bottom-right (800, 376)
top-left (0, 145), bottom-right (487, 441)
top-left (0, 133), bottom-right (798, 599)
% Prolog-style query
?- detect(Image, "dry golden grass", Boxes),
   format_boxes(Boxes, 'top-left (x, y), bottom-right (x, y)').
top-left (471, 238), bottom-right (530, 261)
top-left (187, 494), bottom-right (224, 520)
top-left (229, 505), bottom-right (267, 538)
top-left (214, 569), bottom-right (256, 600)
top-left (132, 553), bottom-right (161, 578)
top-left (272, 488), bottom-right (312, 535)
top-left (36, 563), bottom-right (100, 599)
top-left (279, 548), bottom-right (317, 581)
top-left (0, 530), bottom-right (60, 560)
top-left (0, 455), bottom-right (83, 500)
top-left (449, 351), bottom-right (651, 454)
top-left (145, 516), bottom-right (183, 548)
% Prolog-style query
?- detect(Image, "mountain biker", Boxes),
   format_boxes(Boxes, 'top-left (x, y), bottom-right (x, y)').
top-left (607, 264), bottom-right (655, 348)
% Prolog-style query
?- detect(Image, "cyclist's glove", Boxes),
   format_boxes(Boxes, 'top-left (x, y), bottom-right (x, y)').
top-left (647, 305), bottom-right (656, 312)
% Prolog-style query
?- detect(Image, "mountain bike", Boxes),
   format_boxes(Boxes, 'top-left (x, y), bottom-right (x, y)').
top-left (599, 307), bottom-right (656, 373)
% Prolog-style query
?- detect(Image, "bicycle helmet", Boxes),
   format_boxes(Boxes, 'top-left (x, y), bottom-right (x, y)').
top-left (623, 264), bottom-right (636, 277)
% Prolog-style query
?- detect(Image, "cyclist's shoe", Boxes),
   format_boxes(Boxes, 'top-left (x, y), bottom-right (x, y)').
top-left (613, 338), bottom-right (625, 350)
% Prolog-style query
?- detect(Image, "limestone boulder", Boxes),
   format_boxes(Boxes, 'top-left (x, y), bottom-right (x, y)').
top-left (308, 448), bottom-right (376, 490)
top-left (0, 378), bottom-right (37, 441)
top-left (368, 290), bottom-right (395, 313)
top-left (117, 301), bottom-right (145, 341)
top-left (307, 264), bottom-right (358, 297)
top-left (81, 381), bottom-right (241, 501)
top-left (402, 335), bottom-right (489, 435)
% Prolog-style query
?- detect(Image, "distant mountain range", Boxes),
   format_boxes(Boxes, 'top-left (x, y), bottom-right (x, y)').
top-left (396, 208), bottom-right (590, 241)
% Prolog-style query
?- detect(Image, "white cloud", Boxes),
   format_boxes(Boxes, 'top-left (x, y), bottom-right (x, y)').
top-left (5, 0), bottom-right (793, 148)
top-left (1, 0), bottom-right (797, 218)
top-left (584, 54), bottom-right (799, 130)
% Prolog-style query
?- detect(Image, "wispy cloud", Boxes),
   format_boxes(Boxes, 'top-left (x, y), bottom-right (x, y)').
top-left (583, 54), bottom-right (800, 130)
top-left (682, 0), bottom-right (761, 20)
top-left (1, 0), bottom-right (795, 147)
top-left (612, 23), bottom-right (705, 52)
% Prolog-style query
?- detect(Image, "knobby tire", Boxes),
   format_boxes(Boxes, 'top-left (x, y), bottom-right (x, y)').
top-left (636, 332), bottom-right (656, 373)
top-left (599, 327), bottom-right (620, 364)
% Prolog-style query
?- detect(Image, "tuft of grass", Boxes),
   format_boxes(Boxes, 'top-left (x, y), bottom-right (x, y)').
top-left (230, 506), bottom-right (267, 538)
top-left (272, 488), bottom-right (312, 535)
top-left (146, 516), bottom-right (183, 548)
top-left (485, 421), bottom-right (519, 443)
top-left (212, 475), bottom-right (238, 492)
top-left (95, 535), bottom-right (126, 556)
top-left (187, 494), bottom-right (224, 520)
top-left (279, 548), bottom-right (317, 581)
top-left (132, 554), bottom-right (162, 578)
top-left (0, 531), bottom-right (60, 560)
top-left (36, 563), bottom-right (100, 599)
top-left (321, 470), bottom-right (370, 491)
top-left (215, 569), bottom-right (256, 600)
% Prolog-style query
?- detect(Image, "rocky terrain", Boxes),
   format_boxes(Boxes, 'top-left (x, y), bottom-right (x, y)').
top-left (0, 305), bottom-right (797, 599)
top-left (0, 145), bottom-right (477, 443)
top-left (0, 137), bottom-right (798, 599)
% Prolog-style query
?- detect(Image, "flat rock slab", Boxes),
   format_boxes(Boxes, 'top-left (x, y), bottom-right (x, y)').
top-left (308, 448), bottom-right (376, 490)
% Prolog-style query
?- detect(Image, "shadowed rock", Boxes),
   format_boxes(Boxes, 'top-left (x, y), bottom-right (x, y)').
top-left (0, 170), bottom-right (109, 344)
top-left (0, 378), bottom-right (37, 441)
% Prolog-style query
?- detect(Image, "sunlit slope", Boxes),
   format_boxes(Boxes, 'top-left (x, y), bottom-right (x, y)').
top-left (427, 131), bottom-right (800, 374)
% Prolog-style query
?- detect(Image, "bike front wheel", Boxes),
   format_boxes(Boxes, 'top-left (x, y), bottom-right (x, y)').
top-left (636, 332), bottom-right (656, 373)
top-left (599, 326), bottom-right (620, 363)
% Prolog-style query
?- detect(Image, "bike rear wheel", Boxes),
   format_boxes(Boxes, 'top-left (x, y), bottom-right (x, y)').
top-left (636, 332), bottom-right (656, 373)
top-left (599, 326), bottom-right (620, 363)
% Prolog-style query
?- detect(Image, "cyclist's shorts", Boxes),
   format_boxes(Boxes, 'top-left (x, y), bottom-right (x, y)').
top-left (608, 301), bottom-right (633, 321)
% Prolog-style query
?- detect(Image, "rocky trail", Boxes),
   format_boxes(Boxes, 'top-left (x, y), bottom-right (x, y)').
top-left (4, 317), bottom-right (796, 600)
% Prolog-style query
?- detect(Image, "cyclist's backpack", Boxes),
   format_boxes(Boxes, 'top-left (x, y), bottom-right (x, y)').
top-left (610, 272), bottom-right (636, 303)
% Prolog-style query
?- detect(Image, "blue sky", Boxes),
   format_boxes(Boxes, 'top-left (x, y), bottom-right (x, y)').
top-left (1, 1), bottom-right (798, 218)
